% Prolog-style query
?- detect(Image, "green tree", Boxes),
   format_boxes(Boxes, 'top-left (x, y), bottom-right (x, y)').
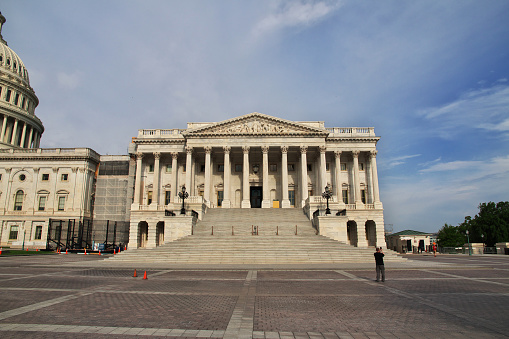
top-left (468, 201), bottom-right (509, 246)
top-left (437, 223), bottom-right (466, 247)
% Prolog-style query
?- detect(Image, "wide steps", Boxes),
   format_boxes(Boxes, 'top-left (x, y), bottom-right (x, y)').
top-left (110, 209), bottom-right (405, 264)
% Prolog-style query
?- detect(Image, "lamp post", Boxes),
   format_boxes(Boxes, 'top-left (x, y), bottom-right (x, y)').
top-left (178, 186), bottom-right (189, 215)
top-left (322, 185), bottom-right (332, 215)
top-left (466, 230), bottom-right (471, 256)
top-left (481, 234), bottom-right (485, 254)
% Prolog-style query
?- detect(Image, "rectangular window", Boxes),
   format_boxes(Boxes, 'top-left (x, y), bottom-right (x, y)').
top-left (42, 173), bottom-right (49, 181)
top-left (307, 164), bottom-right (312, 172)
top-left (235, 164), bottom-right (242, 172)
top-left (14, 192), bottom-right (23, 211)
top-left (182, 164), bottom-right (186, 173)
top-left (342, 189), bottom-right (349, 204)
top-left (148, 164), bottom-right (154, 172)
top-left (0, 173), bottom-right (2, 181)
top-left (341, 163), bottom-right (347, 171)
top-left (38, 196), bottom-right (46, 211)
top-left (359, 163), bottom-right (365, 171)
top-left (326, 163), bottom-right (330, 171)
top-left (165, 191), bottom-right (171, 205)
top-left (166, 164), bottom-right (172, 173)
top-left (288, 164), bottom-right (295, 172)
top-left (22, 97), bottom-right (26, 109)
top-left (361, 189), bottom-right (366, 204)
top-left (217, 191), bottom-right (223, 207)
top-left (35, 226), bottom-right (43, 240)
top-left (58, 196), bottom-right (66, 211)
top-left (147, 191), bottom-right (152, 205)
top-left (6, 89), bottom-right (12, 102)
top-left (200, 164), bottom-right (205, 172)
top-left (9, 225), bottom-right (19, 240)
top-left (14, 93), bottom-right (19, 105)
top-left (288, 190), bottom-right (295, 206)
top-left (61, 174), bottom-right (68, 181)
top-left (217, 164), bottom-right (224, 172)
top-left (270, 164), bottom-right (277, 172)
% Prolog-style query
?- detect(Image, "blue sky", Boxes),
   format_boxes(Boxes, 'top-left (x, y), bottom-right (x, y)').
top-left (2, 0), bottom-right (509, 233)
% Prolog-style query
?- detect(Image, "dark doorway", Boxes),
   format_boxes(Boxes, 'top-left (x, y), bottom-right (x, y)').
top-left (250, 187), bottom-right (262, 208)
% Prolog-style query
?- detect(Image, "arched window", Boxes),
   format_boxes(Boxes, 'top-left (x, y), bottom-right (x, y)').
top-left (14, 190), bottom-right (24, 211)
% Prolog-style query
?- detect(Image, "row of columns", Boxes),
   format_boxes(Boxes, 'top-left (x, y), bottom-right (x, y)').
top-left (0, 115), bottom-right (41, 148)
top-left (132, 146), bottom-right (381, 208)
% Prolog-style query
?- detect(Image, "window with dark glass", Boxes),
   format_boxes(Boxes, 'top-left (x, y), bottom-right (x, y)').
top-left (307, 164), bottom-right (312, 172)
top-left (270, 164), bottom-right (277, 172)
top-left (14, 190), bottom-right (23, 210)
top-left (6, 89), bottom-right (12, 102)
top-left (58, 196), bottom-right (66, 211)
top-left (288, 164), bottom-right (295, 172)
top-left (9, 225), bottom-right (19, 240)
top-left (61, 174), bottom-right (68, 181)
top-left (235, 164), bottom-right (242, 172)
top-left (217, 164), bottom-right (224, 172)
top-left (288, 190), bottom-right (295, 206)
top-left (361, 189), bottom-right (366, 204)
top-left (165, 191), bottom-right (171, 205)
top-left (35, 226), bottom-right (43, 240)
top-left (341, 163), bottom-right (347, 171)
top-left (342, 189), bottom-right (349, 204)
top-left (38, 196), bottom-right (46, 211)
top-left (42, 173), bottom-right (49, 181)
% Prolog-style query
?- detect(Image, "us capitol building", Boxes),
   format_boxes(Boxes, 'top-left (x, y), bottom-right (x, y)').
top-left (0, 13), bottom-right (386, 253)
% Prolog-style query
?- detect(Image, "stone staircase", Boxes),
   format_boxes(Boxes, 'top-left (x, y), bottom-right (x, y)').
top-left (109, 209), bottom-right (406, 264)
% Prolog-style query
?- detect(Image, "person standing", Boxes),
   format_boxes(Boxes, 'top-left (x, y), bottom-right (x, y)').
top-left (374, 247), bottom-right (385, 282)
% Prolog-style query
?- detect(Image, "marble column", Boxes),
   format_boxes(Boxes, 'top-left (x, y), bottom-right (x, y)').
top-left (0, 115), bottom-right (7, 142)
top-left (152, 152), bottom-right (161, 206)
top-left (171, 152), bottom-right (178, 203)
top-left (185, 146), bottom-right (193, 194)
top-left (334, 151), bottom-right (344, 207)
top-left (10, 119), bottom-right (18, 145)
top-left (261, 146), bottom-right (270, 208)
top-left (27, 128), bottom-right (33, 148)
top-left (352, 150), bottom-right (363, 207)
top-left (133, 153), bottom-right (144, 205)
top-left (300, 146), bottom-right (308, 207)
top-left (222, 146), bottom-right (231, 208)
top-left (241, 146), bottom-right (251, 208)
top-left (204, 146), bottom-right (212, 206)
top-left (319, 145), bottom-right (327, 195)
top-left (20, 123), bottom-right (27, 148)
top-left (370, 150), bottom-right (382, 208)
top-left (281, 146), bottom-right (290, 208)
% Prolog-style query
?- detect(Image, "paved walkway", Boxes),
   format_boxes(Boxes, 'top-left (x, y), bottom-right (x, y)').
top-left (0, 254), bottom-right (508, 338)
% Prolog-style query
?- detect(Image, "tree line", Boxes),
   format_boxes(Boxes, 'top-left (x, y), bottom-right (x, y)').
top-left (437, 201), bottom-right (509, 247)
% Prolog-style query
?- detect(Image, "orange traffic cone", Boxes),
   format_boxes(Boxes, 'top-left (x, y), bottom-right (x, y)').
top-left (113, 249), bottom-right (116, 255)
top-left (84, 249), bottom-right (87, 255)
top-left (133, 269), bottom-right (137, 278)
top-left (143, 271), bottom-right (148, 280)
top-left (0, 247), bottom-right (2, 255)
top-left (65, 249), bottom-right (68, 254)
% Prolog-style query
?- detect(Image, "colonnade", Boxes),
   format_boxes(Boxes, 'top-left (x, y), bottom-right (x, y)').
top-left (0, 114), bottom-right (41, 148)
top-left (132, 145), bottom-right (381, 209)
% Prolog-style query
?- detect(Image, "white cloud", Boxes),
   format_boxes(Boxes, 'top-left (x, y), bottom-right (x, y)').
top-left (417, 82), bottom-right (509, 138)
top-left (252, 0), bottom-right (342, 38)
top-left (379, 154), bottom-right (421, 169)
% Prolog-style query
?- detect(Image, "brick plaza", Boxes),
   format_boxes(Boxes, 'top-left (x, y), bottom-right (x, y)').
top-left (0, 254), bottom-right (508, 338)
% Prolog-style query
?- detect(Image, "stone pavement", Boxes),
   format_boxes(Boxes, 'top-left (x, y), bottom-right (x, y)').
top-left (0, 253), bottom-right (508, 338)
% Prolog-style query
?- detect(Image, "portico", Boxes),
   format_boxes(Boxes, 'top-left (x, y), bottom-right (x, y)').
top-left (128, 113), bottom-right (385, 249)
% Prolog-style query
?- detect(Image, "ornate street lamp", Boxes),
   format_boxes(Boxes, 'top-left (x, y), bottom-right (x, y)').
top-left (178, 186), bottom-right (189, 215)
top-left (466, 230), bottom-right (471, 256)
top-left (322, 185), bottom-right (333, 215)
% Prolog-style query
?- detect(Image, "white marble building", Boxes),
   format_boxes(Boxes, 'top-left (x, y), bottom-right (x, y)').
top-left (129, 113), bottom-right (385, 249)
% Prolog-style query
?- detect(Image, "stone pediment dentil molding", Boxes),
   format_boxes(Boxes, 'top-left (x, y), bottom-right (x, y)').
top-left (183, 112), bottom-right (328, 137)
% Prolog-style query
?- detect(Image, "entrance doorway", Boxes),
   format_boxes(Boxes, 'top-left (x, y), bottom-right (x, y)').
top-left (250, 187), bottom-right (262, 208)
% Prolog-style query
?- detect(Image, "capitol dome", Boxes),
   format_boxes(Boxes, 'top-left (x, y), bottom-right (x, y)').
top-left (0, 12), bottom-right (43, 149)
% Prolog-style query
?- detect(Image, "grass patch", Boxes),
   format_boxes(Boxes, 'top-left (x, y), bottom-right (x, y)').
top-left (0, 250), bottom-right (54, 256)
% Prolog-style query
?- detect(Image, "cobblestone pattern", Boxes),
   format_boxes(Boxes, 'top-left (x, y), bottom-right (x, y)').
top-left (1, 293), bottom-right (237, 330)
top-left (0, 254), bottom-right (508, 338)
top-left (257, 271), bottom-right (344, 280)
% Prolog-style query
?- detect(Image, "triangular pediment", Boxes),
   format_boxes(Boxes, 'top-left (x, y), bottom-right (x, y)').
top-left (183, 113), bottom-right (328, 137)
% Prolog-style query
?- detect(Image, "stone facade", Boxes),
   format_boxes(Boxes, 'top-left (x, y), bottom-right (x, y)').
top-left (0, 148), bottom-right (99, 248)
top-left (129, 113), bottom-right (385, 249)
